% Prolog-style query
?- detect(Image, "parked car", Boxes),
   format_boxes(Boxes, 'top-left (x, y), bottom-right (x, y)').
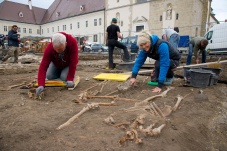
top-left (84, 42), bottom-right (108, 52)
top-left (121, 36), bottom-right (139, 53)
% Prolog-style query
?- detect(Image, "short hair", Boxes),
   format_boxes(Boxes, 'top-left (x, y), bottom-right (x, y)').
top-left (174, 27), bottom-right (179, 33)
top-left (137, 30), bottom-right (151, 46)
top-left (201, 39), bottom-right (208, 46)
top-left (52, 33), bottom-right (66, 47)
top-left (12, 25), bottom-right (18, 28)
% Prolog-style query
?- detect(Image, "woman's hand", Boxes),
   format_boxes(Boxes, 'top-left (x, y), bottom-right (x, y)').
top-left (130, 78), bottom-right (136, 85)
top-left (152, 87), bottom-right (162, 93)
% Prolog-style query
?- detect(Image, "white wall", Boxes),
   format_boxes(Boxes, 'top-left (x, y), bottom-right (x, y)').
top-left (41, 11), bottom-right (105, 44)
top-left (0, 20), bottom-right (40, 37)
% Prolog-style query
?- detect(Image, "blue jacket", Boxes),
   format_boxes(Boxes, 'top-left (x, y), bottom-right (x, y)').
top-left (8, 29), bottom-right (19, 47)
top-left (132, 34), bottom-right (177, 85)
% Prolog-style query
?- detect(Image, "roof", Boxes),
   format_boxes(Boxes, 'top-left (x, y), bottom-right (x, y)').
top-left (0, 1), bottom-right (46, 24)
top-left (41, 0), bottom-right (105, 24)
top-left (0, 0), bottom-right (105, 25)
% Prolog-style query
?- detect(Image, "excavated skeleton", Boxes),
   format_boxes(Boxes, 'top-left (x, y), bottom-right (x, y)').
top-left (57, 103), bottom-right (100, 130)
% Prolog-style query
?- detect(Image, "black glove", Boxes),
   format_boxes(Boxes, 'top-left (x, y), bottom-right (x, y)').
top-left (66, 81), bottom-right (74, 88)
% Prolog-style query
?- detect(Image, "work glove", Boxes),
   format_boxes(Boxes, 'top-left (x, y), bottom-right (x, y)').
top-left (66, 81), bottom-right (74, 88)
top-left (36, 86), bottom-right (44, 96)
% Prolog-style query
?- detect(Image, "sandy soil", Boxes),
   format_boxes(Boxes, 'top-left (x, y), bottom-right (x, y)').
top-left (0, 53), bottom-right (227, 151)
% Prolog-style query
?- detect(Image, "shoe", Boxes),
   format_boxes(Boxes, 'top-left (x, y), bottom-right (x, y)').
top-left (105, 67), bottom-right (115, 70)
top-left (164, 77), bottom-right (174, 85)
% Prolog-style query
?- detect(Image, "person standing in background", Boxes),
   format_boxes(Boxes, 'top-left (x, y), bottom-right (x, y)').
top-left (1, 25), bottom-right (20, 63)
top-left (106, 18), bottom-right (131, 70)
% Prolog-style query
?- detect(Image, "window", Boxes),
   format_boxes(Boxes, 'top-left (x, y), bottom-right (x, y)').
top-left (3, 26), bottom-right (7, 32)
top-left (160, 15), bottom-right (162, 21)
top-left (37, 29), bottom-right (40, 34)
top-left (136, 25), bottom-right (144, 32)
top-left (137, 0), bottom-right (147, 3)
top-left (77, 22), bottom-right (80, 28)
top-left (52, 27), bottom-right (54, 32)
top-left (63, 25), bottom-right (66, 31)
top-left (18, 27), bottom-right (21, 33)
top-left (117, 0), bottom-right (119, 2)
top-left (94, 19), bottom-right (97, 26)
top-left (195, 27), bottom-right (198, 37)
top-left (58, 26), bottom-right (59, 31)
top-left (42, 29), bottom-right (43, 34)
top-left (99, 18), bottom-right (102, 26)
top-left (86, 21), bottom-right (88, 27)
top-left (93, 35), bottom-right (97, 42)
top-left (47, 28), bottom-right (49, 33)
top-left (23, 28), bottom-right (26, 33)
top-left (176, 13), bottom-right (179, 20)
top-left (205, 31), bottom-right (213, 40)
top-left (29, 28), bottom-right (32, 34)
top-left (70, 23), bottom-right (72, 30)
top-left (121, 21), bottom-right (123, 26)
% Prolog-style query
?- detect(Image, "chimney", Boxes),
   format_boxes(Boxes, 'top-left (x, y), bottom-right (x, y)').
top-left (28, 0), bottom-right (32, 10)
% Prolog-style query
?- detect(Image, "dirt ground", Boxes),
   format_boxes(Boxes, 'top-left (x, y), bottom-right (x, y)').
top-left (0, 53), bottom-right (227, 151)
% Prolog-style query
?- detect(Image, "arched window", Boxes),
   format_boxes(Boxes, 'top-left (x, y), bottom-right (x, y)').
top-left (176, 13), bottom-right (179, 20)
top-left (116, 12), bottom-right (120, 24)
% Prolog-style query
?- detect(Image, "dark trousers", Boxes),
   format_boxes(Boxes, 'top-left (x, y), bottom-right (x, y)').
top-left (152, 59), bottom-right (180, 81)
top-left (107, 39), bottom-right (130, 68)
top-left (186, 44), bottom-right (206, 65)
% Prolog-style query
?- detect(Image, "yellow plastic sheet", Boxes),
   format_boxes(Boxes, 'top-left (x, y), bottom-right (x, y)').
top-left (33, 76), bottom-right (80, 87)
top-left (93, 73), bottom-right (130, 82)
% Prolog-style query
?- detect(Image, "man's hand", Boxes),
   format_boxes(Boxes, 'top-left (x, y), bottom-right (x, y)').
top-left (36, 86), bottom-right (44, 96)
top-left (152, 87), bottom-right (162, 93)
top-left (130, 78), bottom-right (136, 85)
top-left (66, 81), bottom-right (74, 88)
top-left (196, 58), bottom-right (199, 64)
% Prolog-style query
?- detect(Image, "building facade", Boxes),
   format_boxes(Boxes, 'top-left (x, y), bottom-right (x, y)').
top-left (105, 0), bottom-right (217, 38)
top-left (0, 0), bottom-right (219, 45)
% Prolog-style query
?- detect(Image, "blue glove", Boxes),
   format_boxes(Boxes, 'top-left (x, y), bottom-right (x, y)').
top-left (66, 81), bottom-right (74, 88)
top-left (36, 86), bottom-right (44, 96)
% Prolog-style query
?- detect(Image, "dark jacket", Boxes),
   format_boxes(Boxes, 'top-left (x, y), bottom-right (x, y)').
top-left (8, 29), bottom-right (19, 47)
top-left (132, 34), bottom-right (180, 84)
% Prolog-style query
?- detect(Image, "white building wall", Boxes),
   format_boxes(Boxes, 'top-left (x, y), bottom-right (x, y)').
top-left (41, 11), bottom-right (105, 44)
top-left (106, 2), bottom-right (150, 37)
top-left (107, 0), bottom-right (130, 9)
top-left (0, 20), bottom-right (40, 37)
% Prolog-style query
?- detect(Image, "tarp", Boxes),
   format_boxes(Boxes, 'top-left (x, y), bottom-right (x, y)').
top-left (178, 35), bottom-right (190, 47)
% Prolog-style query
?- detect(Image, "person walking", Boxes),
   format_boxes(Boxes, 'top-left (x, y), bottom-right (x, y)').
top-left (130, 31), bottom-right (181, 93)
top-left (106, 18), bottom-right (131, 70)
top-left (162, 27), bottom-right (180, 50)
top-left (186, 37), bottom-right (208, 65)
top-left (36, 32), bottom-right (79, 97)
top-left (1, 25), bottom-right (20, 63)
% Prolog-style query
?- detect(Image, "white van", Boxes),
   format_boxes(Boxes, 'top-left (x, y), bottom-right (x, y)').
top-left (204, 22), bottom-right (227, 54)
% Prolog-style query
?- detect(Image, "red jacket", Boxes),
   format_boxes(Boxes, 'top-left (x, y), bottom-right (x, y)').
top-left (38, 32), bottom-right (78, 86)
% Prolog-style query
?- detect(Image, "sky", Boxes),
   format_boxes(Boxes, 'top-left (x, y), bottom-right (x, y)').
top-left (0, 0), bottom-right (226, 22)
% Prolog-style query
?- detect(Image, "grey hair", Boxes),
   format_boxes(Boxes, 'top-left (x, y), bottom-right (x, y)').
top-left (52, 33), bottom-right (66, 47)
top-left (137, 30), bottom-right (151, 46)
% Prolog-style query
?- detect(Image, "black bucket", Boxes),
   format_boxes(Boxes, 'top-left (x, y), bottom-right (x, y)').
top-left (183, 67), bottom-right (200, 82)
top-left (189, 69), bottom-right (212, 88)
top-left (201, 67), bottom-right (222, 76)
